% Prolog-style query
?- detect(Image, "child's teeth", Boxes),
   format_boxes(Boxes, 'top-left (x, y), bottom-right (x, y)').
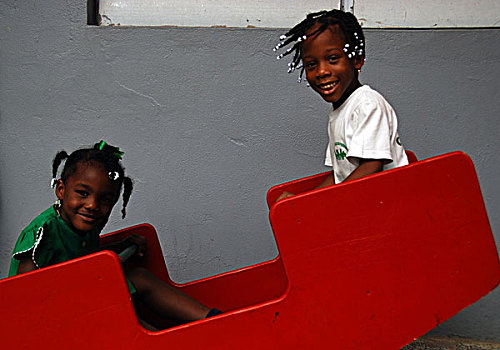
top-left (322, 82), bottom-right (337, 89)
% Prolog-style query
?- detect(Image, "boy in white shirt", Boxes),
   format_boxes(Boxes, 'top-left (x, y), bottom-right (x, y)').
top-left (274, 9), bottom-right (408, 200)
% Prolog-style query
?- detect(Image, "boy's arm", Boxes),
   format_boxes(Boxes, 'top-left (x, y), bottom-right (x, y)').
top-left (308, 158), bottom-right (383, 187)
top-left (342, 158), bottom-right (383, 182)
top-left (315, 172), bottom-right (334, 189)
top-left (316, 159), bottom-right (382, 186)
top-left (275, 172), bottom-right (334, 202)
top-left (275, 159), bottom-right (382, 203)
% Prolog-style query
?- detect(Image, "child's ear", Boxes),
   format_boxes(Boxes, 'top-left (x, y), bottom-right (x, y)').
top-left (354, 55), bottom-right (365, 70)
top-left (55, 179), bottom-right (65, 200)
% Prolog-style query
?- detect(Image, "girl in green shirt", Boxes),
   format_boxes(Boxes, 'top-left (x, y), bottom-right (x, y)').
top-left (9, 141), bottom-right (221, 329)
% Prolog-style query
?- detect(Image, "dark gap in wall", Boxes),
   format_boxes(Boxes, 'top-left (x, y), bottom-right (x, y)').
top-left (87, 0), bottom-right (99, 25)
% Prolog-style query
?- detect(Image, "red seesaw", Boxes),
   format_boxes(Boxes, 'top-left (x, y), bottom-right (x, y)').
top-left (1, 151), bottom-right (498, 349)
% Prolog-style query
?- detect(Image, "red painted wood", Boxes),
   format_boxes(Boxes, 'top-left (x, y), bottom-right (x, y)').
top-left (100, 223), bottom-right (289, 312)
top-left (405, 150), bottom-right (418, 163)
top-left (267, 151), bottom-right (498, 348)
top-left (1, 151), bottom-right (498, 349)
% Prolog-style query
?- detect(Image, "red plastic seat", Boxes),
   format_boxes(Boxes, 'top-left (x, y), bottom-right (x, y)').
top-left (405, 149), bottom-right (418, 163)
top-left (1, 151), bottom-right (498, 349)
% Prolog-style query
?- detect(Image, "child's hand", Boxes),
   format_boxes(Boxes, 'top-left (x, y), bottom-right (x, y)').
top-left (275, 191), bottom-right (295, 202)
top-left (123, 234), bottom-right (147, 258)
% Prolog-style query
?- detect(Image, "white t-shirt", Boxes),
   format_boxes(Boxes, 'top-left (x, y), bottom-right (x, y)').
top-left (324, 85), bottom-right (408, 183)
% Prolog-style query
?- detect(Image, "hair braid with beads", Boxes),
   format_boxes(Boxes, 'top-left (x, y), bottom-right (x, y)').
top-left (274, 9), bottom-right (365, 83)
top-left (51, 141), bottom-right (133, 219)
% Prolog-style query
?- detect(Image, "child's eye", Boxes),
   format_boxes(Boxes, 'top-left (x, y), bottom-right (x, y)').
top-left (75, 190), bottom-right (89, 197)
top-left (328, 55), bottom-right (340, 63)
top-left (304, 61), bottom-right (317, 69)
top-left (102, 196), bottom-right (116, 204)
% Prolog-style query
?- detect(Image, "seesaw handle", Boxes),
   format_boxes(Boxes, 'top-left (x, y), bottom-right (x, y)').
top-left (118, 244), bottom-right (138, 262)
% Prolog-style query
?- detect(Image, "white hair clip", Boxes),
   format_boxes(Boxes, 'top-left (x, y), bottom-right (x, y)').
top-left (273, 41), bottom-right (285, 51)
top-left (109, 171), bottom-right (120, 181)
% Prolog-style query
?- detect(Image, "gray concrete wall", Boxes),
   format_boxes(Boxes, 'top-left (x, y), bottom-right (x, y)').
top-left (1, 0), bottom-right (499, 342)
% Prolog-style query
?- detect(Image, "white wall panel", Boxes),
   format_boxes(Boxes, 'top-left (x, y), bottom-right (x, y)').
top-left (99, 0), bottom-right (340, 28)
top-left (356, 0), bottom-right (500, 28)
top-left (99, 0), bottom-right (499, 28)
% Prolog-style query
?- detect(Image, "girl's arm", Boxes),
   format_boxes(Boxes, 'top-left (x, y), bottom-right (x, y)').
top-left (16, 251), bottom-right (37, 275)
top-left (100, 233), bottom-right (146, 258)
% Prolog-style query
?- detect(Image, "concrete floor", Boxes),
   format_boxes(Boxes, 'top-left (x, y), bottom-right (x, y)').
top-left (402, 336), bottom-right (500, 350)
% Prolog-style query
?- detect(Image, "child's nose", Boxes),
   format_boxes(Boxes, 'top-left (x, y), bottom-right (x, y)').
top-left (317, 61), bottom-right (331, 77)
top-left (85, 197), bottom-right (99, 210)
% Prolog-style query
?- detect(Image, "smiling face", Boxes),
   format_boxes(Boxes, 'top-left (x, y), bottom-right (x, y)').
top-left (301, 24), bottom-right (364, 108)
top-left (56, 162), bottom-right (120, 234)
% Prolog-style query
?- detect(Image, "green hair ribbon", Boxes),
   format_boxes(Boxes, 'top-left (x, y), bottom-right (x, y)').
top-left (98, 140), bottom-right (124, 160)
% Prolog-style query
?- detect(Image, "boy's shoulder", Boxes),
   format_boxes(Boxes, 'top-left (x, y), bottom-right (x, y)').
top-left (345, 85), bottom-right (394, 114)
top-left (352, 85), bottom-right (388, 105)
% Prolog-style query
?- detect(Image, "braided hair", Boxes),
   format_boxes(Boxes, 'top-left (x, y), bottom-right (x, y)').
top-left (274, 9), bottom-right (365, 82)
top-left (51, 141), bottom-right (133, 219)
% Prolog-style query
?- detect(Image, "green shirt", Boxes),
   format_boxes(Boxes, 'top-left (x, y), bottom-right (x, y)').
top-left (9, 206), bottom-right (100, 276)
top-left (9, 206), bottom-right (135, 294)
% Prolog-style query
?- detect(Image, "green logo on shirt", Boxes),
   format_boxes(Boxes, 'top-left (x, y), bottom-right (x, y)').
top-left (334, 142), bottom-right (348, 160)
